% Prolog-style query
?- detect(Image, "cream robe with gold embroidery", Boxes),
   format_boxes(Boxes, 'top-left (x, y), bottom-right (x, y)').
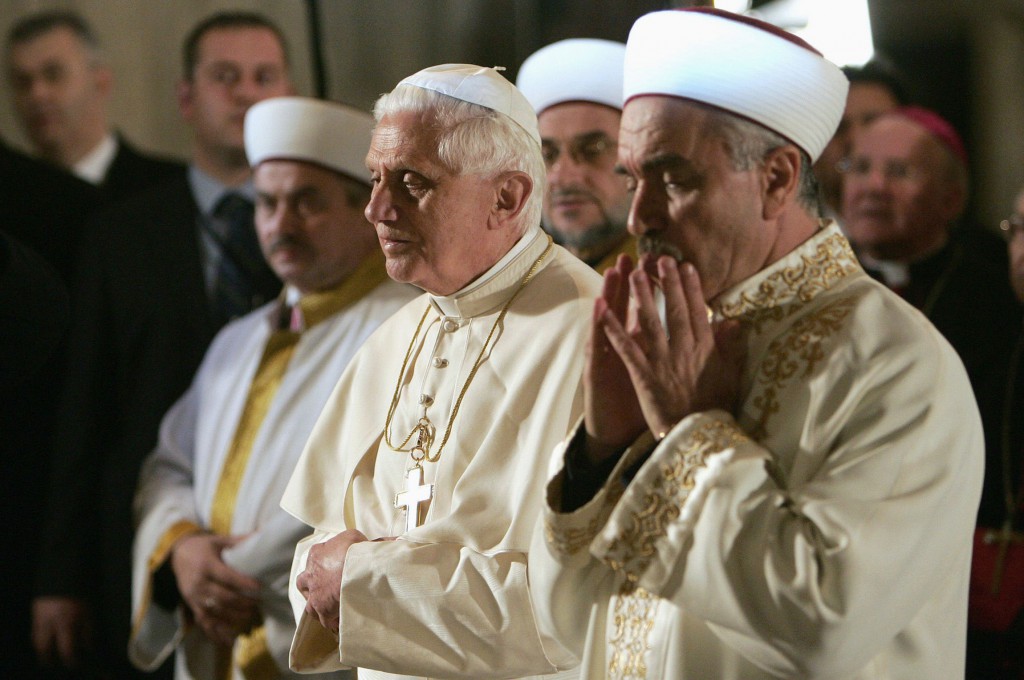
top-left (281, 227), bottom-right (601, 679)
top-left (530, 223), bottom-right (984, 679)
top-left (129, 267), bottom-right (416, 680)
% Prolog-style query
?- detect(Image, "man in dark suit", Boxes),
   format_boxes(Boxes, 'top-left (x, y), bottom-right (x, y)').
top-left (0, 144), bottom-right (96, 676)
top-left (5, 10), bottom-right (183, 202)
top-left (32, 12), bottom-right (292, 679)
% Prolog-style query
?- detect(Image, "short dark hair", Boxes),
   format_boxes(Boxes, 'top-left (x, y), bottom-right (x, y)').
top-left (7, 10), bottom-right (100, 53)
top-left (842, 56), bottom-right (908, 106)
top-left (181, 11), bottom-right (289, 80)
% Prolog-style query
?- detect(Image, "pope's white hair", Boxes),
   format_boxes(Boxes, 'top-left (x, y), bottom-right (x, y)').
top-left (373, 84), bottom-right (545, 234)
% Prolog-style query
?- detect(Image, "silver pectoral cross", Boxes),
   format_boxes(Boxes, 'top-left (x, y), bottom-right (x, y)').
top-left (394, 463), bottom-right (434, 533)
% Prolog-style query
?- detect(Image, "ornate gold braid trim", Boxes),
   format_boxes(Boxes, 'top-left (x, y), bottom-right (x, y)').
top-left (748, 294), bottom-right (858, 440)
top-left (716, 233), bottom-right (858, 333)
top-left (599, 418), bottom-right (748, 586)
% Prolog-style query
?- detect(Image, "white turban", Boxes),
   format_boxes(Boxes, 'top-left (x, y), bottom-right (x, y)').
top-left (624, 8), bottom-right (848, 161)
top-left (244, 96), bottom-right (374, 184)
top-left (516, 38), bottom-right (626, 114)
top-left (397, 63), bottom-right (540, 145)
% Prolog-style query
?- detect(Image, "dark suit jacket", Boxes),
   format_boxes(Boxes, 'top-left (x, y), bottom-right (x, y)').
top-left (0, 231), bottom-right (71, 677)
top-left (866, 228), bottom-right (1023, 527)
top-left (101, 135), bottom-right (185, 204)
top-left (0, 139), bottom-right (101, 281)
top-left (37, 172), bottom-right (215, 678)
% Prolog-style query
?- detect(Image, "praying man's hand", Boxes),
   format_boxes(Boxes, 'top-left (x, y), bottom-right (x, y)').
top-left (591, 254), bottom-right (745, 446)
top-left (296, 529), bottom-right (368, 633)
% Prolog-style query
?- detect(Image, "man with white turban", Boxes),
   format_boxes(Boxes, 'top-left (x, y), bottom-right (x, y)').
top-left (281, 64), bottom-right (600, 678)
top-left (529, 8), bottom-right (983, 679)
top-left (517, 38), bottom-right (635, 272)
top-left (128, 97), bottom-right (416, 679)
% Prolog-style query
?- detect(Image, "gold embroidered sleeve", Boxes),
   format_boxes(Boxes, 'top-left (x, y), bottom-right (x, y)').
top-left (591, 412), bottom-right (751, 587)
top-left (543, 431), bottom-right (657, 557)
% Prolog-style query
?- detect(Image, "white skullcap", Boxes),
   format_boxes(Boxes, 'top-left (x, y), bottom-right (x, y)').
top-left (516, 38), bottom-right (626, 114)
top-left (624, 8), bottom-right (848, 161)
top-left (397, 63), bottom-right (540, 145)
top-left (245, 96), bottom-right (374, 184)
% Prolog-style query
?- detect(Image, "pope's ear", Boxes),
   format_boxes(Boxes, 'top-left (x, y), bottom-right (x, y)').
top-left (761, 145), bottom-right (801, 221)
top-left (489, 171), bottom-right (532, 229)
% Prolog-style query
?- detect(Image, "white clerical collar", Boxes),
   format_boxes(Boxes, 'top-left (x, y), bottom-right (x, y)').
top-left (72, 133), bottom-right (118, 185)
top-left (859, 255), bottom-right (910, 289)
top-left (430, 225), bottom-right (545, 318)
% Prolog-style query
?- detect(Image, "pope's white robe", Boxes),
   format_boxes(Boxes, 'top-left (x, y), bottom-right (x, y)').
top-left (281, 227), bottom-right (602, 679)
top-left (530, 224), bottom-right (985, 679)
top-left (129, 265), bottom-right (416, 680)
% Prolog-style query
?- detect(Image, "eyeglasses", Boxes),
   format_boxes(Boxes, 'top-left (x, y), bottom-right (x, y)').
top-left (836, 156), bottom-right (924, 182)
top-left (1000, 215), bottom-right (1024, 240)
top-left (541, 133), bottom-right (616, 168)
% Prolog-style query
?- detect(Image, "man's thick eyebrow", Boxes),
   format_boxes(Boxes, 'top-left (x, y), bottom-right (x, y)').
top-left (615, 152), bottom-right (691, 176)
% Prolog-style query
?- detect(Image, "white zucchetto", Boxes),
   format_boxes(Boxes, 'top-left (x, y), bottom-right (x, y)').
top-left (397, 63), bottom-right (541, 146)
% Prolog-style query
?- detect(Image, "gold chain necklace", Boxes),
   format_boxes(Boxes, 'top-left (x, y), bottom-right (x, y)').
top-left (384, 236), bottom-right (553, 466)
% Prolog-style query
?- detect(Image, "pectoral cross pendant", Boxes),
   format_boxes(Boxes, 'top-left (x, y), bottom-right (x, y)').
top-left (394, 462), bottom-right (434, 533)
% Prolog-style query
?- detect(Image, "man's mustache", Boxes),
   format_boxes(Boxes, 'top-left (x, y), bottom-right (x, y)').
top-left (637, 235), bottom-right (684, 263)
top-left (266, 234), bottom-right (307, 253)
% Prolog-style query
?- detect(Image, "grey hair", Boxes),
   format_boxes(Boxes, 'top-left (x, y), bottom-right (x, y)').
top-left (372, 84), bottom-right (545, 233)
top-left (705, 108), bottom-right (821, 216)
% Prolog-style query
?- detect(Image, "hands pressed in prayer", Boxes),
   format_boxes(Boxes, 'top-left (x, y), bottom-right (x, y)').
top-left (296, 529), bottom-right (369, 633)
top-left (170, 533), bottom-right (261, 647)
top-left (585, 254), bottom-right (745, 461)
top-left (32, 596), bottom-right (93, 669)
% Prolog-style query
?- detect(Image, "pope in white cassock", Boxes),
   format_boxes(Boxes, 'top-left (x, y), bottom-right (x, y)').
top-left (128, 97), bottom-right (416, 679)
top-left (529, 8), bottom-right (985, 680)
top-left (280, 65), bottom-right (601, 679)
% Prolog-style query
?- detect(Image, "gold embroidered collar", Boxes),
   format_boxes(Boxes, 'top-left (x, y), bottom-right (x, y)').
top-left (712, 221), bottom-right (860, 320)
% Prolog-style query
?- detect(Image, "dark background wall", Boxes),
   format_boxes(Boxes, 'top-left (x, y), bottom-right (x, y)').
top-left (2, 0), bottom-right (1023, 231)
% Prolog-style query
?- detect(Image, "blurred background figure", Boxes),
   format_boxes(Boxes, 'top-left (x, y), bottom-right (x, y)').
top-left (815, 57), bottom-right (906, 220)
top-left (32, 12), bottom-right (292, 680)
top-left (842, 106), bottom-right (1019, 465)
top-left (516, 38), bottom-right (635, 272)
top-left (0, 137), bottom-right (98, 679)
top-left (967, 191), bottom-right (1024, 680)
top-left (5, 10), bottom-right (182, 202)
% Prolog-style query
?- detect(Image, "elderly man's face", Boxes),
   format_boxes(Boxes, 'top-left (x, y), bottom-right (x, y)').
top-left (364, 110), bottom-right (505, 295)
top-left (7, 26), bottom-right (108, 158)
top-left (815, 82), bottom-right (900, 214)
top-left (1007, 193), bottom-right (1024, 304)
top-left (617, 97), bottom-right (773, 302)
top-left (254, 160), bottom-right (372, 294)
top-left (539, 102), bottom-right (630, 256)
top-left (842, 117), bottom-right (961, 261)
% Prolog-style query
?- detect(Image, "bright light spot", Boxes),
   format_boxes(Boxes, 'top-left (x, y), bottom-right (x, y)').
top-left (750, 0), bottom-right (875, 66)
top-left (715, 0), bottom-right (752, 12)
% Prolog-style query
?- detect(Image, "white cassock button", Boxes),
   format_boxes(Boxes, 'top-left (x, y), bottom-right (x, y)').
top-left (441, 318), bottom-right (459, 333)
top-left (432, 357), bottom-right (449, 368)
top-left (419, 394), bottom-right (434, 406)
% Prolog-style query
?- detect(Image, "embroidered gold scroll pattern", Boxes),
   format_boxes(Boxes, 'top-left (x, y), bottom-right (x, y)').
top-left (600, 419), bottom-right (747, 679)
top-left (608, 586), bottom-right (658, 680)
top-left (716, 233), bottom-right (858, 333)
top-left (748, 295), bottom-right (857, 440)
top-left (600, 419), bottom-right (748, 583)
top-left (546, 481), bottom-right (625, 555)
